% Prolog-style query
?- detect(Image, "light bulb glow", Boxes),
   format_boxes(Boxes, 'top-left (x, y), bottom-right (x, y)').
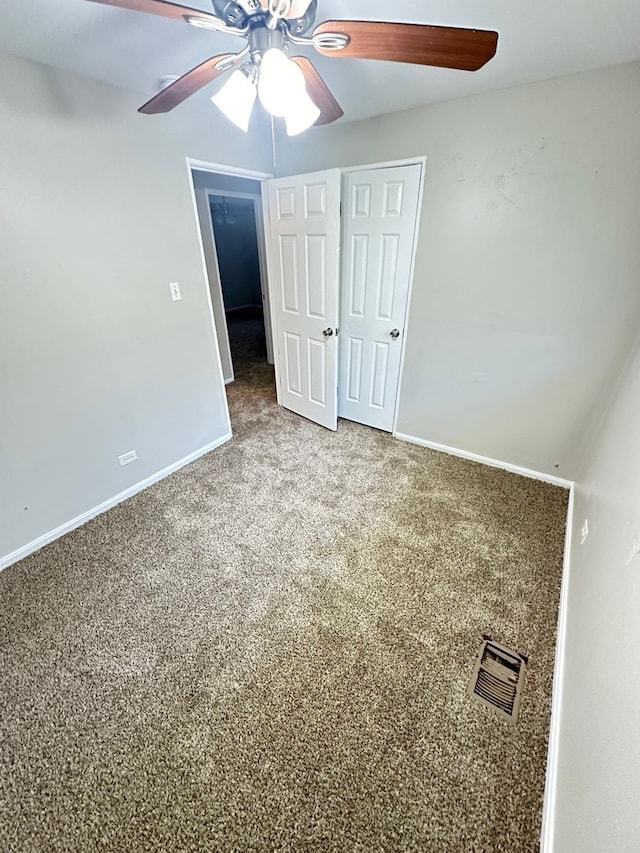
top-left (258, 48), bottom-right (306, 118)
top-left (285, 88), bottom-right (321, 136)
top-left (211, 69), bottom-right (257, 133)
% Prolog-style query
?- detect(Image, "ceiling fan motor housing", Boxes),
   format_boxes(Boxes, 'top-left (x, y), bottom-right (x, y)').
top-left (211, 0), bottom-right (257, 28)
top-left (211, 0), bottom-right (317, 34)
top-left (284, 0), bottom-right (317, 36)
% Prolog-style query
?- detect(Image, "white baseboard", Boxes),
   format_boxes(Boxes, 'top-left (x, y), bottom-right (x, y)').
top-left (0, 433), bottom-right (232, 573)
top-left (393, 432), bottom-right (573, 489)
top-left (540, 483), bottom-right (574, 852)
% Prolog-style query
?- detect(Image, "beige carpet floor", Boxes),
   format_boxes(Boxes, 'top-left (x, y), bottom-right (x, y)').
top-left (0, 316), bottom-right (568, 852)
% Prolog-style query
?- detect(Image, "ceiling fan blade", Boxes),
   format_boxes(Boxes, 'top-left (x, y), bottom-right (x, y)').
top-left (313, 21), bottom-right (498, 72)
top-left (138, 54), bottom-right (238, 114)
top-left (291, 57), bottom-right (343, 126)
top-left (85, 0), bottom-right (225, 27)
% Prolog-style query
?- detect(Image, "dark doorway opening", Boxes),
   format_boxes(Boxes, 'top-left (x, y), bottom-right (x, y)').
top-left (209, 194), bottom-right (268, 368)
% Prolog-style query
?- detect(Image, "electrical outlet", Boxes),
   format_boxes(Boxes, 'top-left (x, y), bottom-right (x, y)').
top-left (118, 450), bottom-right (138, 467)
top-left (580, 519), bottom-right (589, 545)
top-left (169, 282), bottom-right (182, 301)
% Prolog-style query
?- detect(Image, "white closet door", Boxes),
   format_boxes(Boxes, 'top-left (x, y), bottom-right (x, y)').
top-left (266, 170), bottom-right (341, 430)
top-left (339, 164), bottom-right (423, 432)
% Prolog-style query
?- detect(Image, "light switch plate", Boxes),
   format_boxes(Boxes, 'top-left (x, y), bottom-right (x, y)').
top-left (169, 282), bottom-right (182, 301)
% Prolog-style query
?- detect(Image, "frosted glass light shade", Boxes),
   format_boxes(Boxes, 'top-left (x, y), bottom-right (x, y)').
top-left (211, 69), bottom-right (257, 132)
top-left (258, 48), bottom-right (306, 118)
top-left (285, 88), bottom-right (321, 136)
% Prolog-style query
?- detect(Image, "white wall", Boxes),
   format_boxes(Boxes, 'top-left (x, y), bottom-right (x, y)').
top-left (0, 50), bottom-right (270, 565)
top-left (550, 331), bottom-right (640, 851)
top-left (279, 61), bottom-right (640, 479)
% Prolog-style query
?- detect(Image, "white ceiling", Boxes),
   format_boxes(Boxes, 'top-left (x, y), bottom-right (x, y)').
top-left (0, 0), bottom-right (639, 123)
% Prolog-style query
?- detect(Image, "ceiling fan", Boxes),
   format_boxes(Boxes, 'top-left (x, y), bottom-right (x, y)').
top-left (87, 0), bottom-right (498, 135)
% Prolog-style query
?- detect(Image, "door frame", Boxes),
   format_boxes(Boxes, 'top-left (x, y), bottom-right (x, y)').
top-left (200, 156), bottom-right (427, 434)
top-left (340, 156), bottom-right (427, 435)
top-left (185, 158), bottom-right (274, 388)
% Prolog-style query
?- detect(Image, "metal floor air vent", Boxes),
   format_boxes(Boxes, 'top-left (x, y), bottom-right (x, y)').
top-left (468, 638), bottom-right (527, 722)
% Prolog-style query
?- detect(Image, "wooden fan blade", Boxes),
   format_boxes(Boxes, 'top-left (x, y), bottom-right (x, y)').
top-left (291, 57), bottom-right (343, 126)
top-left (85, 0), bottom-right (224, 27)
top-left (138, 54), bottom-right (237, 114)
top-left (313, 21), bottom-right (498, 72)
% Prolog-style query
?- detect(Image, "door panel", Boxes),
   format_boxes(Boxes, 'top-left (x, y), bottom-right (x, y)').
top-left (267, 170), bottom-right (341, 430)
top-left (309, 340), bottom-right (327, 405)
top-left (284, 333), bottom-right (302, 396)
top-left (339, 164), bottom-right (423, 432)
top-left (280, 235), bottom-right (299, 312)
top-left (371, 342), bottom-right (390, 409)
top-left (346, 337), bottom-right (364, 402)
top-left (377, 234), bottom-right (400, 319)
top-left (350, 235), bottom-right (368, 316)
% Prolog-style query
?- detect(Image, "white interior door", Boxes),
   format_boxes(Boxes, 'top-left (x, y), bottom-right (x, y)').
top-left (339, 163), bottom-right (423, 432)
top-left (266, 170), bottom-right (341, 430)
top-left (194, 182), bottom-right (233, 383)
top-left (252, 197), bottom-right (274, 365)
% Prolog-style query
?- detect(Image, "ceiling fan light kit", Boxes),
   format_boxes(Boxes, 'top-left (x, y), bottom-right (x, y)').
top-left (210, 66), bottom-right (257, 132)
top-left (258, 48), bottom-right (301, 117)
top-left (284, 95), bottom-right (320, 136)
top-left (87, 0), bottom-right (499, 132)
top-left (257, 48), bottom-right (321, 133)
